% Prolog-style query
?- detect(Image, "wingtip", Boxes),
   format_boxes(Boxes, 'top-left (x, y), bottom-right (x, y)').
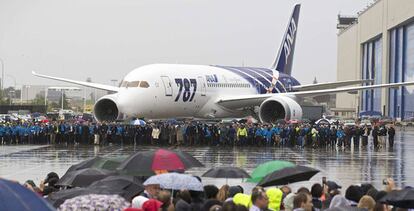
top-left (32, 71), bottom-right (36, 75)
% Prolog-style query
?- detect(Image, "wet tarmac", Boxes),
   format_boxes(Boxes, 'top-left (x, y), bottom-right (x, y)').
top-left (1, 129), bottom-right (413, 192)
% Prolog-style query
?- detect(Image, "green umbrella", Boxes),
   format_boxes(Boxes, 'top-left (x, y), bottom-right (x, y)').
top-left (247, 160), bottom-right (295, 183)
top-left (92, 156), bottom-right (128, 171)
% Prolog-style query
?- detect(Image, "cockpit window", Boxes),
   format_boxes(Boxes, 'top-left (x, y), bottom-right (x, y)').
top-left (128, 81), bottom-right (140, 87)
top-left (120, 81), bottom-right (128, 87)
top-left (140, 81), bottom-right (149, 88)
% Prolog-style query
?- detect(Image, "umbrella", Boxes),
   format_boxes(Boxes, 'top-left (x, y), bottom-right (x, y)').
top-left (257, 165), bottom-right (320, 187)
top-left (66, 156), bottom-right (127, 173)
top-left (47, 187), bottom-right (116, 208)
top-left (143, 173), bottom-right (203, 191)
top-left (166, 119), bottom-right (178, 124)
top-left (57, 168), bottom-right (112, 187)
top-left (247, 160), bottom-right (295, 183)
top-left (287, 119), bottom-right (299, 124)
top-left (117, 149), bottom-right (204, 176)
top-left (0, 178), bottom-right (55, 211)
top-left (89, 175), bottom-right (144, 201)
top-left (379, 187), bottom-right (414, 208)
top-left (66, 157), bottom-right (104, 173)
top-left (315, 118), bottom-right (331, 125)
top-left (202, 167), bottom-right (250, 179)
top-left (58, 194), bottom-right (130, 210)
top-left (131, 119), bottom-right (146, 126)
top-left (92, 156), bottom-right (128, 171)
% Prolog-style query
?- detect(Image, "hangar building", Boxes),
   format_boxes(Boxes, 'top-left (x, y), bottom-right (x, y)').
top-left (334, 0), bottom-right (414, 119)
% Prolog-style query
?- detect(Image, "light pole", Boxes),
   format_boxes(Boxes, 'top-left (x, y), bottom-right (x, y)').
top-left (20, 86), bottom-right (23, 105)
top-left (6, 74), bottom-right (16, 105)
top-left (44, 86), bottom-right (48, 107)
top-left (83, 88), bottom-right (86, 113)
top-left (0, 58), bottom-right (4, 92)
top-left (9, 90), bottom-right (14, 105)
top-left (26, 85), bottom-right (30, 104)
top-left (6, 74), bottom-right (16, 88)
top-left (61, 89), bottom-right (64, 111)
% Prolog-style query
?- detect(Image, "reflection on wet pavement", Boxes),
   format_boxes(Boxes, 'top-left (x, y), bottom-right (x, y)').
top-left (1, 130), bottom-right (413, 192)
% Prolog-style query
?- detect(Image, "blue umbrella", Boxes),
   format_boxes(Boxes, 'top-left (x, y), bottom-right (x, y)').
top-left (166, 119), bottom-right (178, 124)
top-left (0, 178), bottom-right (56, 211)
top-left (143, 173), bottom-right (203, 191)
top-left (131, 119), bottom-right (146, 126)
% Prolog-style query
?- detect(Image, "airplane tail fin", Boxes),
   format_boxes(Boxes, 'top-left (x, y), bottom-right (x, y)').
top-left (270, 4), bottom-right (301, 76)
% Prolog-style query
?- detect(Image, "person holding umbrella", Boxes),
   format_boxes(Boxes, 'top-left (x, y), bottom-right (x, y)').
top-left (141, 183), bottom-right (161, 199)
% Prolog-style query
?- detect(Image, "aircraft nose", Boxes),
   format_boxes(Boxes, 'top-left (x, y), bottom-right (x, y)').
top-left (116, 89), bottom-right (140, 116)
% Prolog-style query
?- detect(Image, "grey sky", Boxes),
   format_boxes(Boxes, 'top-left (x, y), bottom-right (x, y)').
top-left (0, 0), bottom-right (372, 88)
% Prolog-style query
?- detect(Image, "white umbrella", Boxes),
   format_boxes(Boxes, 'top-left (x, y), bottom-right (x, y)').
top-left (143, 173), bottom-right (203, 191)
top-left (131, 119), bottom-right (146, 126)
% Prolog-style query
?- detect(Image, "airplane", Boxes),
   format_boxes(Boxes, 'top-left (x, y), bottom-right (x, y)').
top-left (33, 4), bottom-right (414, 123)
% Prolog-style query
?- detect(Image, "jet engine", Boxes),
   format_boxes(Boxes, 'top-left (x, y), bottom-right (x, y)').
top-left (94, 94), bottom-right (120, 122)
top-left (258, 96), bottom-right (302, 123)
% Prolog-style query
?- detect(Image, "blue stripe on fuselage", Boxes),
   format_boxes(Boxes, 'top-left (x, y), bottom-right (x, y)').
top-left (214, 65), bottom-right (300, 94)
top-left (221, 66), bottom-right (268, 94)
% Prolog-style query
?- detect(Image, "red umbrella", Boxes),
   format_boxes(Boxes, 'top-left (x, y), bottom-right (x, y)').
top-left (117, 149), bottom-right (203, 176)
top-left (152, 149), bottom-right (185, 171)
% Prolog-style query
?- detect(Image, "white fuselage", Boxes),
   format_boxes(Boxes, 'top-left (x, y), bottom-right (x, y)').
top-left (115, 64), bottom-right (289, 120)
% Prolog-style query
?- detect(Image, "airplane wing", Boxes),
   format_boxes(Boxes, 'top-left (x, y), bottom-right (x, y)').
top-left (32, 71), bottom-right (120, 92)
top-left (217, 81), bottom-right (414, 109)
top-left (291, 79), bottom-right (373, 91)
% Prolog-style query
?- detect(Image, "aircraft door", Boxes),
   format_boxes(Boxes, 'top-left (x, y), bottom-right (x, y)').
top-left (160, 76), bottom-right (173, 96)
top-left (198, 76), bottom-right (206, 96)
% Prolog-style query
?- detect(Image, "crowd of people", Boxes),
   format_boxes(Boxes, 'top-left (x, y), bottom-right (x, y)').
top-left (23, 171), bottom-right (409, 211)
top-left (0, 119), bottom-right (397, 149)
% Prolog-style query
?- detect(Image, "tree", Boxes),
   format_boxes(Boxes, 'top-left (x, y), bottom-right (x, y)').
top-left (33, 93), bottom-right (45, 105)
top-left (48, 93), bottom-right (70, 110)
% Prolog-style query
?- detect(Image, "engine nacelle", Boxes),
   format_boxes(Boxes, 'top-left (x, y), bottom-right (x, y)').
top-left (94, 94), bottom-right (120, 122)
top-left (258, 96), bottom-right (302, 123)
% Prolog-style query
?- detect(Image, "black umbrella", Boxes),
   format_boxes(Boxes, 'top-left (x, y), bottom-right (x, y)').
top-left (66, 156), bottom-right (127, 173)
top-left (257, 165), bottom-right (320, 187)
top-left (57, 168), bottom-right (112, 188)
top-left (379, 187), bottom-right (414, 208)
top-left (202, 167), bottom-right (250, 179)
top-left (66, 157), bottom-right (104, 173)
top-left (89, 175), bottom-right (144, 201)
top-left (117, 149), bottom-right (204, 176)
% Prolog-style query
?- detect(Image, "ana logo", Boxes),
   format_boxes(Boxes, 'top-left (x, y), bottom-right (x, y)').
top-left (283, 18), bottom-right (297, 62)
top-left (206, 74), bottom-right (218, 83)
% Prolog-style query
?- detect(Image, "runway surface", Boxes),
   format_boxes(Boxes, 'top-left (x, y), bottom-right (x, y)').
top-left (1, 129), bottom-right (413, 192)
